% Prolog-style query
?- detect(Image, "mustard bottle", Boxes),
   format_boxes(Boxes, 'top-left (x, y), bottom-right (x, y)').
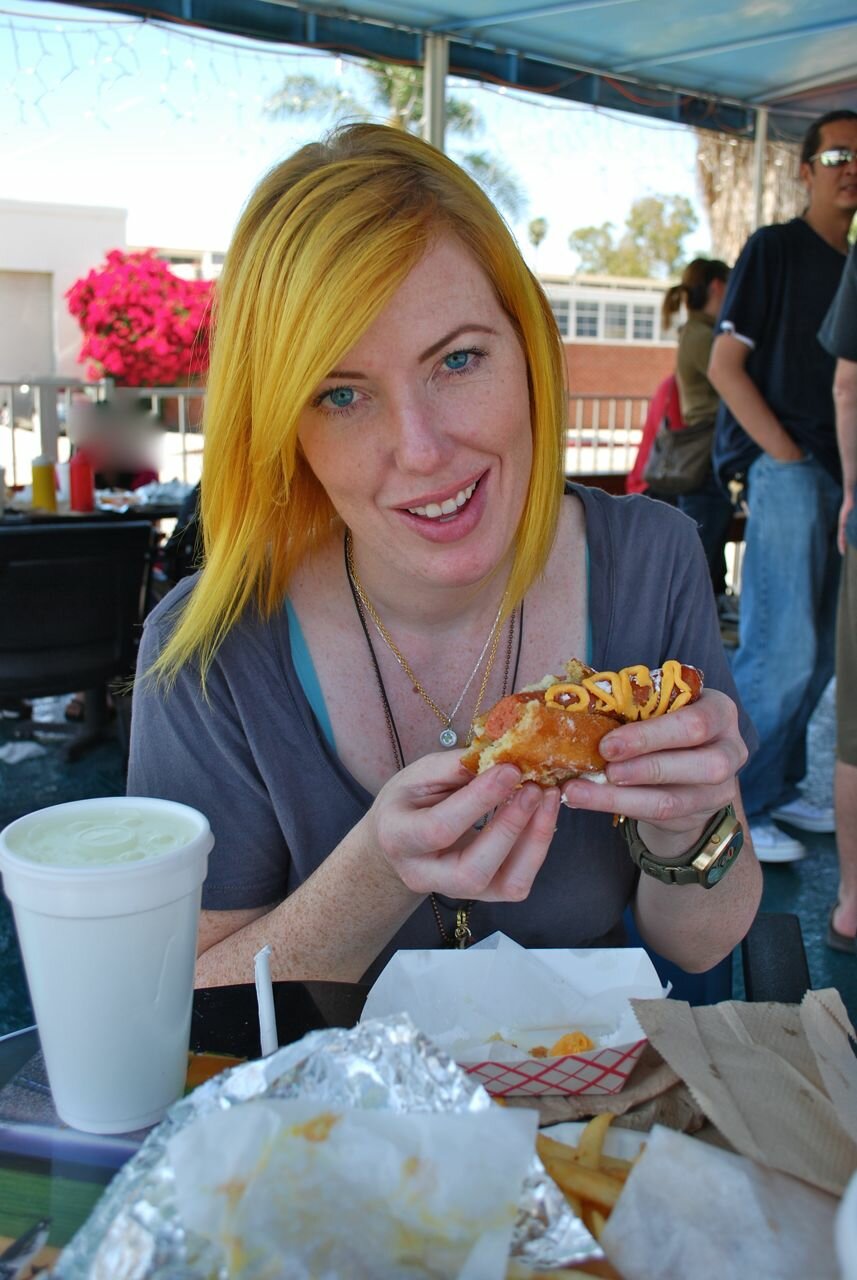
top-left (31, 455), bottom-right (57, 512)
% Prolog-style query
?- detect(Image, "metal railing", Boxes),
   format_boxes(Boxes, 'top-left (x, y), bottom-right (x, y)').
top-left (564, 394), bottom-right (648, 476)
top-left (0, 378), bottom-right (206, 488)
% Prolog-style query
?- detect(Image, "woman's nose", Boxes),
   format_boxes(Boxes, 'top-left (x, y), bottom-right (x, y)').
top-left (391, 395), bottom-right (454, 474)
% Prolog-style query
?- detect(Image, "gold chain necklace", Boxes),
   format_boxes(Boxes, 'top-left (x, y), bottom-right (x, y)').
top-left (345, 530), bottom-right (507, 748)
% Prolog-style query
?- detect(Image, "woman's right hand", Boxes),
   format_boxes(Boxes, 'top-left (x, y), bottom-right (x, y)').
top-left (367, 753), bottom-right (561, 904)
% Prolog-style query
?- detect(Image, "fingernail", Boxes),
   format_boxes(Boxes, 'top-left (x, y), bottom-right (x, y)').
top-left (543, 790), bottom-right (561, 815)
top-left (519, 785), bottom-right (541, 811)
top-left (563, 781), bottom-right (588, 809)
top-left (608, 763), bottom-right (631, 783)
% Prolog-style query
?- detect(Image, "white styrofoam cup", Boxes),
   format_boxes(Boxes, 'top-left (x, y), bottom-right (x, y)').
top-left (0, 797), bottom-right (213, 1134)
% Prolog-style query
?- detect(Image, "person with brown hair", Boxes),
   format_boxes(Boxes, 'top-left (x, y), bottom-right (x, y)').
top-left (128, 124), bottom-right (760, 987)
top-left (661, 257), bottom-right (733, 602)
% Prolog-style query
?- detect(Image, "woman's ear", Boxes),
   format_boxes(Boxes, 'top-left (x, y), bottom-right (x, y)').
top-left (705, 277), bottom-right (727, 314)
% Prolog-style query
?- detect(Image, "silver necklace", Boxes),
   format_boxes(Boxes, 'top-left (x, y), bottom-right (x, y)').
top-left (437, 601), bottom-right (507, 746)
top-left (345, 530), bottom-right (507, 749)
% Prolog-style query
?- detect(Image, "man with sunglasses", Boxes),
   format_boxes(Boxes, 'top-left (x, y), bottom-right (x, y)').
top-left (709, 110), bottom-right (857, 863)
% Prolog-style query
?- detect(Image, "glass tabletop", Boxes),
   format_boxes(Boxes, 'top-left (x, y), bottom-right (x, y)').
top-left (0, 980), bottom-right (369, 1267)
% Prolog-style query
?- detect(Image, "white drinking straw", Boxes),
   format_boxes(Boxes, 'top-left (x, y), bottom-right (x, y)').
top-left (254, 944), bottom-right (278, 1056)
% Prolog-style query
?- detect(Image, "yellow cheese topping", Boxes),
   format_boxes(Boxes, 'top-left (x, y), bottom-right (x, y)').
top-left (548, 1030), bottom-right (596, 1056)
top-left (544, 659), bottom-right (692, 721)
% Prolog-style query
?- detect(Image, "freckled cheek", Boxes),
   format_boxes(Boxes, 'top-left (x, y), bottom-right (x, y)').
top-left (445, 377), bottom-right (526, 445)
top-left (297, 428), bottom-right (371, 499)
top-left (328, 451), bottom-right (380, 499)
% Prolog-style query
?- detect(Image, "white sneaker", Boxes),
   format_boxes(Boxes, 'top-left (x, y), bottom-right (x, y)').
top-left (749, 820), bottom-right (807, 863)
top-left (769, 796), bottom-right (835, 834)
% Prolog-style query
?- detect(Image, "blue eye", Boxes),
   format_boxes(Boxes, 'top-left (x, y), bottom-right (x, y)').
top-left (444, 350), bottom-right (470, 371)
top-left (328, 386), bottom-right (355, 408)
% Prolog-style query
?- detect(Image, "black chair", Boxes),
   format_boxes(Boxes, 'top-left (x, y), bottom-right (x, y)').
top-left (741, 912), bottom-right (811, 1004)
top-left (0, 520), bottom-right (155, 761)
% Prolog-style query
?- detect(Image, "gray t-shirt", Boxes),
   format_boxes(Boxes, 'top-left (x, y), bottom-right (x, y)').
top-left (819, 246), bottom-right (857, 549)
top-left (128, 487), bottom-right (754, 980)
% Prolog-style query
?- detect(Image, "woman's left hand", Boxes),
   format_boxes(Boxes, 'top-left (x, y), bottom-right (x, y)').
top-left (560, 688), bottom-right (748, 856)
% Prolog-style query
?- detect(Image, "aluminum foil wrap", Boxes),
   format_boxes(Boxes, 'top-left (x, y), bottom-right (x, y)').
top-left (51, 1016), bottom-right (601, 1278)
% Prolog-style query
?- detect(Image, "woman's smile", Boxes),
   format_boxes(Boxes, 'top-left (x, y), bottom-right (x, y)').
top-left (392, 471), bottom-right (489, 543)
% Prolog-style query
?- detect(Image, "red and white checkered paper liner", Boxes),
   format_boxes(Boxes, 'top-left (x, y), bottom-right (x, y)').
top-left (461, 1037), bottom-right (647, 1097)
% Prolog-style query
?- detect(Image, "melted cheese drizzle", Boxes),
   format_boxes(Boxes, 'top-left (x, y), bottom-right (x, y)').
top-left (544, 660), bottom-right (692, 721)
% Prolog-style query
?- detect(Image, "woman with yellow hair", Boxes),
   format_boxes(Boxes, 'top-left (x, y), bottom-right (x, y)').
top-left (129, 124), bottom-right (760, 987)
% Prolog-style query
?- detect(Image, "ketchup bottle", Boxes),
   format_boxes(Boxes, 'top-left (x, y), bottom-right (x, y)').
top-left (69, 449), bottom-right (95, 513)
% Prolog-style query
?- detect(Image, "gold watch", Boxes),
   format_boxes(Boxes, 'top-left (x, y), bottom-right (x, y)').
top-left (622, 804), bottom-right (744, 888)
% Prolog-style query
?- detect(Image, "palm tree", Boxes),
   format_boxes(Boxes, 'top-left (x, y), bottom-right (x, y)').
top-left (264, 61), bottom-right (526, 222)
top-left (694, 131), bottom-right (804, 262)
top-left (528, 217), bottom-right (548, 250)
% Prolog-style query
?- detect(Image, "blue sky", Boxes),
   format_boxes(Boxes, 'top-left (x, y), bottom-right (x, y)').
top-left (0, 1), bottom-right (710, 274)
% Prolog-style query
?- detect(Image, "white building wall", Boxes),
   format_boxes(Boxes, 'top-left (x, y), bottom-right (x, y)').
top-left (539, 273), bottom-right (676, 345)
top-left (0, 200), bottom-right (126, 378)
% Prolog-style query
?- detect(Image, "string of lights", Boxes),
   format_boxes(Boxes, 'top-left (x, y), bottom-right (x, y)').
top-left (0, 7), bottom-right (338, 131)
top-left (1, 3), bottom-right (770, 144)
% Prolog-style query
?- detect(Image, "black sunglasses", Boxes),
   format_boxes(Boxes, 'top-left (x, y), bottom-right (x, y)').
top-left (810, 148), bottom-right (857, 167)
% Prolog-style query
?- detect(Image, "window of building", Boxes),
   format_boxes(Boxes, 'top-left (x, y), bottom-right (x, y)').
top-left (604, 303), bottom-right (628, 340)
top-left (633, 305), bottom-right (656, 341)
top-left (550, 298), bottom-right (570, 337)
top-left (575, 301), bottom-right (599, 338)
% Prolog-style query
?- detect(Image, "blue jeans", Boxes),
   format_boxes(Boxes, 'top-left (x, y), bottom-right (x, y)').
top-left (677, 472), bottom-right (734, 596)
top-left (732, 453), bottom-right (841, 820)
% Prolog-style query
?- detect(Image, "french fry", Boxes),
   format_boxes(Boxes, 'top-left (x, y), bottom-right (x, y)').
top-left (535, 1114), bottom-right (641, 1279)
top-left (581, 1204), bottom-right (608, 1241)
top-left (562, 1189), bottom-right (583, 1217)
top-left (538, 1156), bottom-right (625, 1210)
top-left (537, 1131), bottom-right (633, 1179)
top-left (576, 1112), bottom-right (614, 1169)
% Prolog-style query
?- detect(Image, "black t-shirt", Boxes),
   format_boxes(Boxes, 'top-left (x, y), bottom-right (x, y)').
top-left (712, 218), bottom-right (845, 485)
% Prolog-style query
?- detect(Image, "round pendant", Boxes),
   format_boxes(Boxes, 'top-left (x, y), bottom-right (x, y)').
top-left (439, 726), bottom-right (458, 748)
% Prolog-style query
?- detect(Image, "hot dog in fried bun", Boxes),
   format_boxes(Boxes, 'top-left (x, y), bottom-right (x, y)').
top-left (460, 658), bottom-right (703, 787)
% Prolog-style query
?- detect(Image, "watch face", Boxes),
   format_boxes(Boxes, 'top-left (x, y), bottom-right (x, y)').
top-left (704, 829), bottom-right (744, 885)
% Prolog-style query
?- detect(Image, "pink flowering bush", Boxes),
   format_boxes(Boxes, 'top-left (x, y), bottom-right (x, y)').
top-left (66, 249), bottom-right (213, 386)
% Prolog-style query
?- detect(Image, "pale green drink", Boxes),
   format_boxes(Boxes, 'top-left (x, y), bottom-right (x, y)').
top-left (5, 804), bottom-right (201, 868)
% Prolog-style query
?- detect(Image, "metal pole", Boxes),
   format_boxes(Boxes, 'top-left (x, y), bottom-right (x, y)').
top-left (33, 381), bottom-right (60, 461)
top-left (752, 107), bottom-right (769, 230)
top-left (423, 33), bottom-right (448, 151)
top-left (177, 391), bottom-right (188, 484)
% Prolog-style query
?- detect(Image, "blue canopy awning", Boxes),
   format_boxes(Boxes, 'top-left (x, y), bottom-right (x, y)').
top-left (52, 1), bottom-right (857, 142)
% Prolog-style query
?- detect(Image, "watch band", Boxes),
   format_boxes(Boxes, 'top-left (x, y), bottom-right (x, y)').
top-left (622, 803), bottom-right (743, 887)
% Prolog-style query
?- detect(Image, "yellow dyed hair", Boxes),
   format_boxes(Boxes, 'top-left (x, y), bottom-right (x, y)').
top-left (154, 123), bottom-right (566, 684)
